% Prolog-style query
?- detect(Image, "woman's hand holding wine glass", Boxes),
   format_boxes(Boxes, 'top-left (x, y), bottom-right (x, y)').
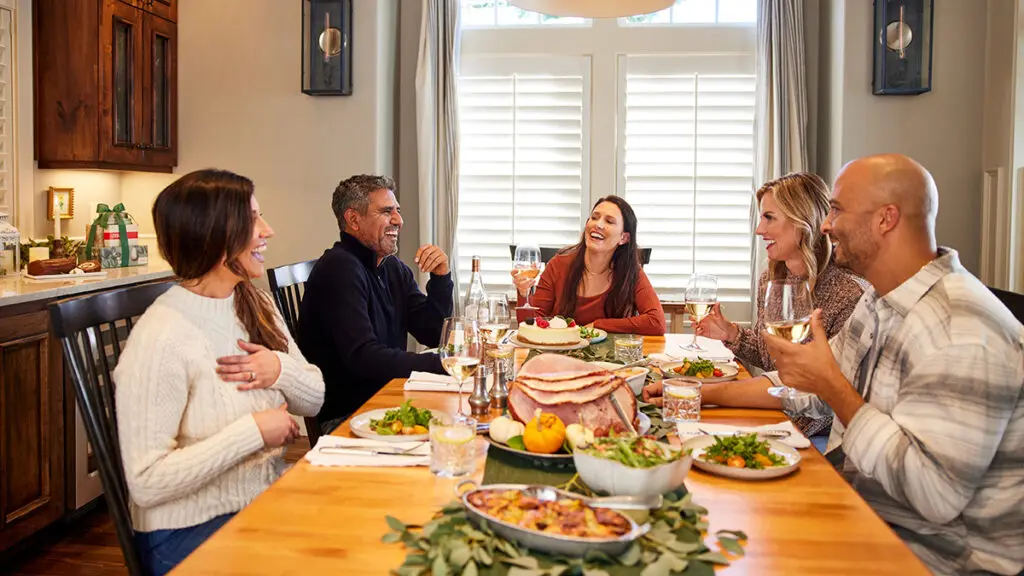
top-left (511, 244), bottom-right (542, 308)
top-left (694, 303), bottom-right (740, 343)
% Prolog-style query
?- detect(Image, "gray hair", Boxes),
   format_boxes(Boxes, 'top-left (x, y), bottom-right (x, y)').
top-left (331, 174), bottom-right (397, 232)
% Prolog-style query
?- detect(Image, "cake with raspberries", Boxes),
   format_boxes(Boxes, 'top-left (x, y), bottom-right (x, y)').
top-left (517, 316), bottom-right (582, 346)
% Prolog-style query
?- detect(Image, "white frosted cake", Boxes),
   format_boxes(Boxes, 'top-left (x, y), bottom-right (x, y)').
top-left (517, 316), bottom-right (582, 346)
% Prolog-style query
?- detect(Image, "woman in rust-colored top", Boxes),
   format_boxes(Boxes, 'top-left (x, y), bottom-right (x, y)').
top-left (513, 196), bottom-right (666, 336)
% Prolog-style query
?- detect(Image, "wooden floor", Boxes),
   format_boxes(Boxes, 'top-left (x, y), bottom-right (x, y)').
top-left (1, 437), bottom-right (312, 576)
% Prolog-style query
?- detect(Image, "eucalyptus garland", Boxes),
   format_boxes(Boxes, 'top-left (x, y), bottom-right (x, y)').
top-left (382, 489), bottom-right (746, 576)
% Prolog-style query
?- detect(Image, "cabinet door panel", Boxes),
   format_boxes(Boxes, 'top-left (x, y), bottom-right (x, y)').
top-left (0, 314), bottom-right (63, 553)
top-left (143, 13), bottom-right (176, 168)
top-left (147, 0), bottom-right (176, 22)
top-left (99, 0), bottom-right (144, 165)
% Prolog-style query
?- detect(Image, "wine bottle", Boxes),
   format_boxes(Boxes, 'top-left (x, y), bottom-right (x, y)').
top-left (464, 255), bottom-right (487, 321)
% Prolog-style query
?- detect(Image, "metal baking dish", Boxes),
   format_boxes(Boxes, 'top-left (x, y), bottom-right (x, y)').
top-left (455, 481), bottom-right (650, 557)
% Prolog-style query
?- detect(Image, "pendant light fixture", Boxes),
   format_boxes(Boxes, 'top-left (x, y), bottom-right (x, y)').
top-left (508, 0), bottom-right (674, 19)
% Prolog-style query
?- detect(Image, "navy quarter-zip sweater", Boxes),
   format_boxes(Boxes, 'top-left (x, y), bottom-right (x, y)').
top-left (297, 232), bottom-right (453, 424)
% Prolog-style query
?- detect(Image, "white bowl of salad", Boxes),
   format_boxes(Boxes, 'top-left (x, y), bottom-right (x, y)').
top-left (573, 436), bottom-right (692, 497)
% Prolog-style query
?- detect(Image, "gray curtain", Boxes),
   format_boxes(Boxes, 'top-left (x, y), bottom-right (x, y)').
top-left (755, 0), bottom-right (809, 182)
top-left (416, 0), bottom-right (462, 307)
top-left (750, 0), bottom-right (810, 324)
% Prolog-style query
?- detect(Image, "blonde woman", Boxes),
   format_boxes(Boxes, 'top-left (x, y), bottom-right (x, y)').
top-left (648, 172), bottom-right (866, 438)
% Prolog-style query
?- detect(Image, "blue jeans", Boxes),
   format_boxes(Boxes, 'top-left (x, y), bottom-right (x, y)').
top-left (135, 513), bottom-right (235, 575)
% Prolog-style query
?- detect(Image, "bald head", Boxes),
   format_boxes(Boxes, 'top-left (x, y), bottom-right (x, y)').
top-left (835, 153), bottom-right (938, 231)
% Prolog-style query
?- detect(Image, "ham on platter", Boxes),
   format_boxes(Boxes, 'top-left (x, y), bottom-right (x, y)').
top-left (508, 354), bottom-right (638, 436)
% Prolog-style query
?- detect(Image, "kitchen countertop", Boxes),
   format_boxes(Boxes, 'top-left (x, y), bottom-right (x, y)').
top-left (0, 262), bottom-right (175, 308)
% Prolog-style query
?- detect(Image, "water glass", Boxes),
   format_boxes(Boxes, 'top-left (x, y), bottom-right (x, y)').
top-left (429, 416), bottom-right (477, 477)
top-left (487, 343), bottom-right (516, 381)
top-left (662, 378), bottom-right (701, 423)
top-left (614, 335), bottom-right (644, 364)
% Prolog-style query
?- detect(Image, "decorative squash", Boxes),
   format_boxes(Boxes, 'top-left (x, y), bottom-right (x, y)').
top-left (489, 416), bottom-right (525, 444)
top-left (523, 409), bottom-right (566, 454)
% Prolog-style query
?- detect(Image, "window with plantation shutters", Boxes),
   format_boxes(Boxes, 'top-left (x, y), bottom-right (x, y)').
top-left (618, 55), bottom-right (756, 306)
top-left (0, 4), bottom-right (14, 220)
top-left (455, 9), bottom-right (757, 318)
top-left (456, 57), bottom-right (590, 293)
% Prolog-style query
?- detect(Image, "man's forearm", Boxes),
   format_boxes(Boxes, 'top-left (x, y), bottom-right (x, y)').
top-left (820, 376), bottom-right (865, 426)
top-left (702, 376), bottom-right (783, 410)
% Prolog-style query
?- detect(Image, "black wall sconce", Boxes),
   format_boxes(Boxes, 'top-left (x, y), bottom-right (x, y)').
top-left (873, 0), bottom-right (934, 95)
top-left (302, 0), bottom-right (353, 95)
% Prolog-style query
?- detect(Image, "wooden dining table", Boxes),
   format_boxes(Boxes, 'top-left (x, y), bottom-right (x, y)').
top-left (172, 334), bottom-right (929, 575)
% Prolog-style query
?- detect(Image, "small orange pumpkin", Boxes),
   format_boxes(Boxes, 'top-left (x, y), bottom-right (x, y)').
top-left (523, 409), bottom-right (567, 454)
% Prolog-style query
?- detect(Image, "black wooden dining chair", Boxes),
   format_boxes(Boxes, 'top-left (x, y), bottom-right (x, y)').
top-left (267, 259), bottom-right (322, 446)
top-left (49, 281), bottom-right (174, 576)
top-left (989, 286), bottom-right (1024, 324)
top-left (508, 244), bottom-right (652, 266)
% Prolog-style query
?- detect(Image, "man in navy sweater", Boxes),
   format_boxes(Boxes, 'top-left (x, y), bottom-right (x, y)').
top-left (298, 175), bottom-right (453, 434)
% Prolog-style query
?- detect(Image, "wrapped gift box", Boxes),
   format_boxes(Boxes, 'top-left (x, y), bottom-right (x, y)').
top-left (84, 203), bottom-right (143, 268)
top-left (97, 223), bottom-right (139, 247)
top-left (81, 244), bottom-right (148, 268)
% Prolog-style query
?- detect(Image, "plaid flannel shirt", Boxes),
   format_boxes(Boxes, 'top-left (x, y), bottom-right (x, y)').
top-left (773, 248), bottom-right (1024, 575)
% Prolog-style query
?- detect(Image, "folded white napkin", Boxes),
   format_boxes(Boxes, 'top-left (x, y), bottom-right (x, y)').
top-left (649, 336), bottom-right (734, 363)
top-left (404, 371), bottom-right (459, 392)
top-left (304, 435), bottom-right (431, 467)
top-left (676, 420), bottom-right (810, 449)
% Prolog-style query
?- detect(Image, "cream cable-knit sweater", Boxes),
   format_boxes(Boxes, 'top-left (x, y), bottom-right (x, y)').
top-left (113, 285), bottom-right (324, 532)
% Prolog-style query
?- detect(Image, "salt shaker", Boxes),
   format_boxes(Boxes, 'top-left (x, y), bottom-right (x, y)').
top-left (490, 366), bottom-right (509, 411)
top-left (469, 364), bottom-right (491, 416)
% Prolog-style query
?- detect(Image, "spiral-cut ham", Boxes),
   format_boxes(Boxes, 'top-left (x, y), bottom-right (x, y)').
top-left (508, 354), bottom-right (638, 436)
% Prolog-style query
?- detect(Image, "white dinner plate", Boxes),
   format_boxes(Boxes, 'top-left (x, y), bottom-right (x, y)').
top-left (349, 407), bottom-right (452, 443)
top-left (508, 331), bottom-right (589, 351)
top-left (662, 361), bottom-right (739, 384)
top-left (681, 435), bottom-right (801, 480)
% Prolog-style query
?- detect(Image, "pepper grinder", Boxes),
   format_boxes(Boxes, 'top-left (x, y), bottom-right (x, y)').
top-left (469, 364), bottom-right (491, 416)
top-left (490, 364), bottom-right (509, 412)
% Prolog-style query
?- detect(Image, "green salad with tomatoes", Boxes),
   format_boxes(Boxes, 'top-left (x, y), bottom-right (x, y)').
top-left (580, 436), bottom-right (683, 468)
top-left (369, 400), bottom-right (433, 436)
top-left (701, 433), bottom-right (788, 469)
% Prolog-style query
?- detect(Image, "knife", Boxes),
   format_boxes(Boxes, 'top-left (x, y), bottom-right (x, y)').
top-left (318, 446), bottom-right (427, 457)
top-left (608, 392), bottom-right (639, 436)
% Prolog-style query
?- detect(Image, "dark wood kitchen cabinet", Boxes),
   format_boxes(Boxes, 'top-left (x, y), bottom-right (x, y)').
top-left (34, 0), bottom-right (177, 172)
top-left (0, 310), bottom-right (64, 554)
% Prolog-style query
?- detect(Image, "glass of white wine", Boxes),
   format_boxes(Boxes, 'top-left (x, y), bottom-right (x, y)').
top-left (682, 274), bottom-right (718, 352)
top-left (512, 243), bottom-right (542, 311)
top-left (478, 294), bottom-right (511, 345)
top-left (439, 317), bottom-right (482, 420)
top-left (763, 278), bottom-right (813, 399)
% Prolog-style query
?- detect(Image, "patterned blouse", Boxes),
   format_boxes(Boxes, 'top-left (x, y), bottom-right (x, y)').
top-left (726, 261), bottom-right (868, 436)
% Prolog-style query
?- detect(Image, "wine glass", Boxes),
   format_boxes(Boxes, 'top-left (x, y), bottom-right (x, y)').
top-left (682, 274), bottom-right (718, 352)
top-left (438, 317), bottom-right (482, 420)
top-left (763, 278), bottom-right (814, 400)
top-left (477, 294), bottom-right (511, 345)
top-left (512, 243), bottom-right (542, 311)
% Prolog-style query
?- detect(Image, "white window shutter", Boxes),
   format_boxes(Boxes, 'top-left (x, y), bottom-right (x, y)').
top-left (456, 57), bottom-right (590, 294)
top-left (620, 55), bottom-right (755, 303)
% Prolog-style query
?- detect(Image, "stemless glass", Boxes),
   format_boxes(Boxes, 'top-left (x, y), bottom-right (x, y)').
top-left (763, 278), bottom-right (814, 400)
top-left (512, 243), bottom-right (542, 311)
top-left (682, 274), bottom-right (719, 352)
top-left (438, 317), bottom-right (482, 419)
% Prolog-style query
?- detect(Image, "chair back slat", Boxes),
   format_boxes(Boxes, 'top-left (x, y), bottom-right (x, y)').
top-left (266, 260), bottom-right (321, 445)
top-left (50, 281), bottom-right (173, 576)
top-left (507, 244), bottom-right (652, 266)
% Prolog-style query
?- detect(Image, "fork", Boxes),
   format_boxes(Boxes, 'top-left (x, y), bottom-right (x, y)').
top-left (697, 428), bottom-right (791, 440)
top-left (318, 441), bottom-right (427, 456)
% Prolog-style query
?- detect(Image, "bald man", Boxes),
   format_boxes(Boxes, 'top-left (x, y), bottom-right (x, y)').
top-left (645, 155), bottom-right (1024, 575)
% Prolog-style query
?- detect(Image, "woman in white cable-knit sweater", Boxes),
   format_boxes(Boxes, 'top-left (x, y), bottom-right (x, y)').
top-left (113, 169), bottom-right (324, 575)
